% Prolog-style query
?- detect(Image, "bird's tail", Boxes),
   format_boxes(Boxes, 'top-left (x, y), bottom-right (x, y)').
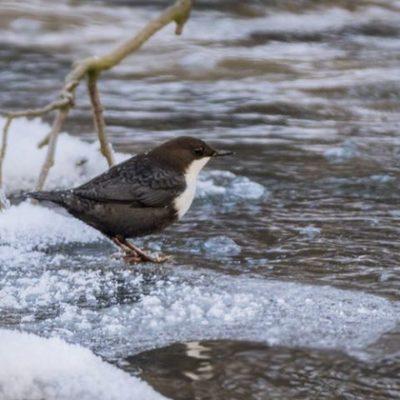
top-left (27, 190), bottom-right (67, 205)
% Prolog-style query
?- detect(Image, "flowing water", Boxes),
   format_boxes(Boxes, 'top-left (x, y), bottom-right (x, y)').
top-left (0, 0), bottom-right (400, 398)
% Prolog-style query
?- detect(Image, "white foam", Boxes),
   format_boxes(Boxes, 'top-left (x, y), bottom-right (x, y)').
top-left (0, 329), bottom-right (167, 400)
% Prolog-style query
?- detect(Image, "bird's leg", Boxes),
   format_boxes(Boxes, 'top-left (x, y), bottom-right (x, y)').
top-left (118, 237), bottom-right (170, 264)
top-left (112, 236), bottom-right (141, 263)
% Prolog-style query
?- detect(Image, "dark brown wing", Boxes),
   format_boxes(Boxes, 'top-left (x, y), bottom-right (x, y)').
top-left (73, 154), bottom-right (185, 207)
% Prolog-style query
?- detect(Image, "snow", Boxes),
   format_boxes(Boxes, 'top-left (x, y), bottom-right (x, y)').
top-left (0, 116), bottom-right (128, 195)
top-left (0, 202), bottom-right (101, 250)
top-left (0, 189), bottom-right (10, 208)
top-left (0, 329), bottom-right (168, 400)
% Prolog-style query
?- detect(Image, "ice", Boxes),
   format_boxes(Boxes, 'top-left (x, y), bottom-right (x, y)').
top-left (203, 236), bottom-right (241, 256)
top-left (0, 329), bottom-right (167, 400)
top-left (2, 260), bottom-right (397, 360)
top-left (198, 170), bottom-right (268, 202)
top-left (186, 236), bottom-right (241, 257)
top-left (299, 225), bottom-right (321, 239)
top-left (368, 174), bottom-right (395, 184)
top-left (103, 273), bottom-right (398, 355)
top-left (323, 139), bottom-right (360, 162)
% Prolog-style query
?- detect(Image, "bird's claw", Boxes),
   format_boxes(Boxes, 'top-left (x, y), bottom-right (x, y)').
top-left (123, 253), bottom-right (143, 264)
top-left (152, 254), bottom-right (172, 263)
top-left (122, 250), bottom-right (171, 264)
top-left (112, 236), bottom-right (171, 264)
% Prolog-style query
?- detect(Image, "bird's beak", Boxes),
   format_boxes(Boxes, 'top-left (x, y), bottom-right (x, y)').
top-left (212, 150), bottom-right (235, 157)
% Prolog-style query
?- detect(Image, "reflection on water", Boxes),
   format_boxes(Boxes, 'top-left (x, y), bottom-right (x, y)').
top-left (125, 340), bottom-right (400, 400)
top-left (1, 0), bottom-right (400, 398)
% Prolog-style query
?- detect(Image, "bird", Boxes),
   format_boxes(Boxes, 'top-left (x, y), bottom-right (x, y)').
top-left (28, 136), bottom-right (233, 263)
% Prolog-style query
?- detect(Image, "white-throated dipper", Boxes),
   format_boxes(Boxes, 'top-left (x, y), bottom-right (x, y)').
top-left (29, 136), bottom-right (233, 263)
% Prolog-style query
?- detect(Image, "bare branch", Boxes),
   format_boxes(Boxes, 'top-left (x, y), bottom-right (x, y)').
top-left (0, 0), bottom-right (193, 198)
top-left (1, 98), bottom-right (71, 121)
top-left (90, 0), bottom-right (193, 71)
top-left (87, 71), bottom-right (114, 167)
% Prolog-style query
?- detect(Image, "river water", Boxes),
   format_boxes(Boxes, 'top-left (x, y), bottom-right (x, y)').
top-left (0, 0), bottom-right (400, 399)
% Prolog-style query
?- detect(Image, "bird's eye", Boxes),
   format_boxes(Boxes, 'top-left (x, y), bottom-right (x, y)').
top-left (194, 146), bottom-right (204, 156)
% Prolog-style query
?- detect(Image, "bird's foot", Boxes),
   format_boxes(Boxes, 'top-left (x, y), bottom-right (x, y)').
top-left (112, 236), bottom-right (171, 264)
top-left (124, 250), bottom-right (171, 264)
top-left (123, 251), bottom-right (143, 264)
top-left (141, 252), bottom-right (172, 263)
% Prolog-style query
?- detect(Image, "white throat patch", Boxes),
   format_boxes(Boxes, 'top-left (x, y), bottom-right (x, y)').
top-left (174, 157), bottom-right (210, 219)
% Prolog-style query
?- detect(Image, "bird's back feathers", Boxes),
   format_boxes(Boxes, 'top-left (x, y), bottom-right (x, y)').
top-left (73, 154), bottom-right (186, 207)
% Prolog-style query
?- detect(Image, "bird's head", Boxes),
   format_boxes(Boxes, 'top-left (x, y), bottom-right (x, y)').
top-left (148, 136), bottom-right (233, 174)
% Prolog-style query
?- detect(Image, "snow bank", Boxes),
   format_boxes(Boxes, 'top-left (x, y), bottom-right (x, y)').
top-left (0, 202), bottom-right (101, 250)
top-left (0, 116), bottom-right (128, 195)
top-left (0, 201), bottom-right (103, 270)
top-left (0, 329), bottom-right (167, 400)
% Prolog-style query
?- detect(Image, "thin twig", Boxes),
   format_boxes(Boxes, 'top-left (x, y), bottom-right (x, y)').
top-left (87, 0), bottom-right (193, 71)
top-left (1, 98), bottom-right (71, 121)
top-left (87, 71), bottom-right (114, 167)
top-left (35, 109), bottom-right (69, 191)
top-left (0, 117), bottom-right (12, 187)
top-left (0, 117), bottom-right (12, 209)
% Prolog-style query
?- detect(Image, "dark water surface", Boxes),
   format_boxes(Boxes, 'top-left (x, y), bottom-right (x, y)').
top-left (1, 0), bottom-right (400, 398)
top-left (125, 339), bottom-right (400, 400)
